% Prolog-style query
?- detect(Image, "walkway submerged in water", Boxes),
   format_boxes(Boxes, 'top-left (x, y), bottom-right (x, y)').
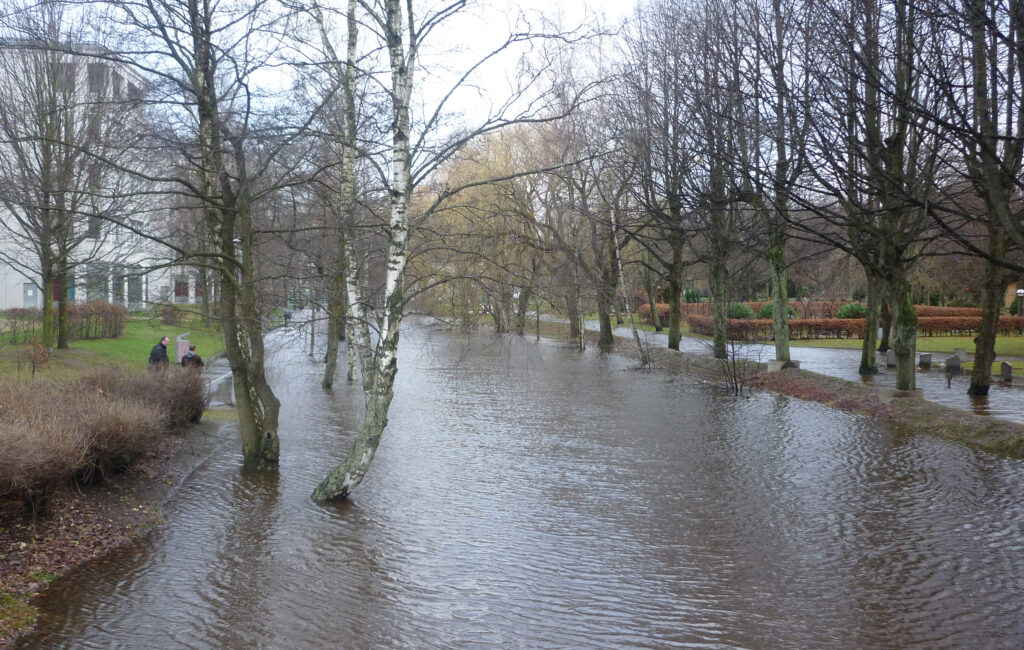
top-left (603, 323), bottom-right (1024, 426)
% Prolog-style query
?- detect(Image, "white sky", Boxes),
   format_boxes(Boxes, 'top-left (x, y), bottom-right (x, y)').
top-left (418, 0), bottom-right (638, 125)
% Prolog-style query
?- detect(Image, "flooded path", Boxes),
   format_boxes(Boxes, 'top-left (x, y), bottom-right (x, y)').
top-left (21, 326), bottom-right (1024, 648)
top-left (608, 324), bottom-right (1024, 424)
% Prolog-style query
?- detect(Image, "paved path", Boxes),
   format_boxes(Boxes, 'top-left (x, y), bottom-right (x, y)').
top-left (596, 321), bottom-right (1024, 426)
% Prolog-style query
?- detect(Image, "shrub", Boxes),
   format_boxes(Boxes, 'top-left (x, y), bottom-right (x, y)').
top-left (683, 288), bottom-right (701, 303)
top-left (726, 303), bottom-right (755, 319)
top-left (0, 367), bottom-right (207, 513)
top-left (160, 303), bottom-right (181, 326)
top-left (5, 308), bottom-right (40, 344)
top-left (757, 302), bottom-right (798, 319)
top-left (638, 303), bottom-right (672, 325)
top-left (836, 303), bottom-right (866, 319)
top-left (68, 301), bottom-right (129, 340)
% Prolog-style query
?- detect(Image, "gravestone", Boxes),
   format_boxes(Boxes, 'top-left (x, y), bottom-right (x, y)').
top-left (954, 347), bottom-right (967, 358)
top-left (886, 349), bottom-right (897, 367)
top-left (1001, 362), bottom-right (1013, 383)
top-left (918, 353), bottom-right (932, 369)
top-left (945, 354), bottom-right (962, 376)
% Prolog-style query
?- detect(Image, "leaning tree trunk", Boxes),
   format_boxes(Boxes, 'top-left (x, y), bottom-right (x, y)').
top-left (969, 230), bottom-right (1010, 395)
top-left (860, 270), bottom-right (883, 375)
top-left (221, 275), bottom-right (281, 470)
top-left (313, 0), bottom-right (412, 502)
top-left (889, 279), bottom-right (918, 391)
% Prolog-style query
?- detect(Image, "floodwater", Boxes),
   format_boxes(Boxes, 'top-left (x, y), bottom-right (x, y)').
top-left (21, 326), bottom-right (1024, 648)
top-left (608, 324), bottom-right (1024, 424)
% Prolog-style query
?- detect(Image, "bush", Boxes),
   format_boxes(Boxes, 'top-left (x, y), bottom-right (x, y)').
top-left (638, 303), bottom-right (672, 325)
top-left (836, 303), bottom-right (866, 319)
top-left (726, 303), bottom-right (755, 319)
top-left (0, 367), bottom-right (207, 513)
top-left (683, 288), bottom-right (701, 303)
top-left (69, 301), bottom-right (129, 340)
top-left (160, 303), bottom-right (181, 326)
top-left (5, 308), bottom-right (40, 344)
top-left (757, 302), bottom-right (798, 319)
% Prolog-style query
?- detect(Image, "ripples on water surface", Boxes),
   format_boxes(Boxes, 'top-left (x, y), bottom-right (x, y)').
top-left (22, 327), bottom-right (1024, 648)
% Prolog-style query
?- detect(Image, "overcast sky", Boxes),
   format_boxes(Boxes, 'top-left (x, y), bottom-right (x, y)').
top-left (419, 0), bottom-right (638, 126)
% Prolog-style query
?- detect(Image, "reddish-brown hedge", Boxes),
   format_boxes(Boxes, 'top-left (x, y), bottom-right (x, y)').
top-left (685, 314), bottom-right (1024, 340)
top-left (68, 301), bottom-right (129, 340)
top-left (687, 315), bottom-right (867, 340)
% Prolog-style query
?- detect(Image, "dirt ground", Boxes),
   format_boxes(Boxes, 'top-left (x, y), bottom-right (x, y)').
top-left (0, 410), bottom-right (236, 646)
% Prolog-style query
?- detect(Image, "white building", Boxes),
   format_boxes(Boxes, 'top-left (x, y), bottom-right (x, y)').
top-left (0, 39), bottom-right (200, 312)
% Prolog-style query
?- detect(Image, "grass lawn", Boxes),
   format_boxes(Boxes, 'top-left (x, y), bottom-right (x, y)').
top-left (69, 318), bottom-right (225, 370)
top-left (788, 334), bottom-right (1024, 358)
top-left (0, 318), bottom-right (225, 376)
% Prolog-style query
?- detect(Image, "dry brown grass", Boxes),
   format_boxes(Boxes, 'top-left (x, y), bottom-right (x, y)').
top-left (0, 368), bottom-right (207, 513)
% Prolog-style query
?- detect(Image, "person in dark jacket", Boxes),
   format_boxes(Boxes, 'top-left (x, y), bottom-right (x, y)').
top-left (181, 344), bottom-right (204, 369)
top-left (149, 336), bottom-right (170, 370)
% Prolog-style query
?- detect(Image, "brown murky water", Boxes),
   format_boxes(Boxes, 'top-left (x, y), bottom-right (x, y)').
top-left (20, 326), bottom-right (1024, 648)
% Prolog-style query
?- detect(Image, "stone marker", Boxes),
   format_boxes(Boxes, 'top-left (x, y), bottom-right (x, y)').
top-left (954, 347), bottom-right (967, 358)
top-left (886, 349), bottom-right (897, 367)
top-left (945, 354), bottom-right (962, 376)
top-left (919, 353), bottom-right (932, 369)
top-left (1001, 361), bottom-right (1013, 383)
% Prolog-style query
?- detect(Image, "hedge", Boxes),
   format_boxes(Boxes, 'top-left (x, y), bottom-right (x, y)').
top-left (69, 301), bottom-right (129, 340)
top-left (685, 314), bottom-right (1024, 340)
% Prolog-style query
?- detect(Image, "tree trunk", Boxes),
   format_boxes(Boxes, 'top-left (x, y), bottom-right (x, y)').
top-left (877, 298), bottom-right (892, 352)
top-left (221, 276), bottom-right (281, 470)
top-left (644, 263), bottom-right (662, 332)
top-left (890, 279), bottom-right (917, 391)
top-left (665, 235), bottom-right (684, 350)
top-left (969, 230), bottom-right (1010, 396)
top-left (767, 243), bottom-right (790, 362)
top-left (56, 264), bottom-right (70, 349)
top-left (597, 249), bottom-right (615, 353)
top-left (860, 270), bottom-right (882, 374)
top-left (514, 286), bottom-right (530, 336)
top-left (40, 258), bottom-right (55, 349)
top-left (565, 291), bottom-right (581, 341)
top-left (313, 0), bottom-right (412, 501)
top-left (323, 280), bottom-right (342, 388)
top-left (711, 258), bottom-right (728, 359)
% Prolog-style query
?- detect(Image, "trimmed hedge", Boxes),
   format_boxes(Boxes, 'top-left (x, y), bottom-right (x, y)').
top-left (69, 301), bottom-right (129, 340)
top-left (686, 314), bottom-right (1024, 340)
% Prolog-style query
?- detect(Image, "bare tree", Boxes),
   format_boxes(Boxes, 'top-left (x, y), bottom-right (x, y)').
top-left (0, 1), bottom-right (143, 348)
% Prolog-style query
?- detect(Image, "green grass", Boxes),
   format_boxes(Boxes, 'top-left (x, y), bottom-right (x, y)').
top-left (0, 318), bottom-right (226, 376)
top-left (69, 319), bottom-right (225, 370)
top-left (789, 334), bottom-right (1024, 357)
top-left (1, 589), bottom-right (37, 640)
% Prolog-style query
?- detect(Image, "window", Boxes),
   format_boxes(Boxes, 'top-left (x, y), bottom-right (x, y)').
top-left (174, 277), bottom-right (189, 303)
top-left (87, 62), bottom-right (106, 94)
top-left (56, 62), bottom-right (77, 95)
top-left (87, 215), bottom-right (102, 238)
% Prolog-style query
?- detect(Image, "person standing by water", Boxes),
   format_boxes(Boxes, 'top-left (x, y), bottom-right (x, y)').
top-left (149, 336), bottom-right (170, 370)
top-left (181, 344), bottom-right (204, 369)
